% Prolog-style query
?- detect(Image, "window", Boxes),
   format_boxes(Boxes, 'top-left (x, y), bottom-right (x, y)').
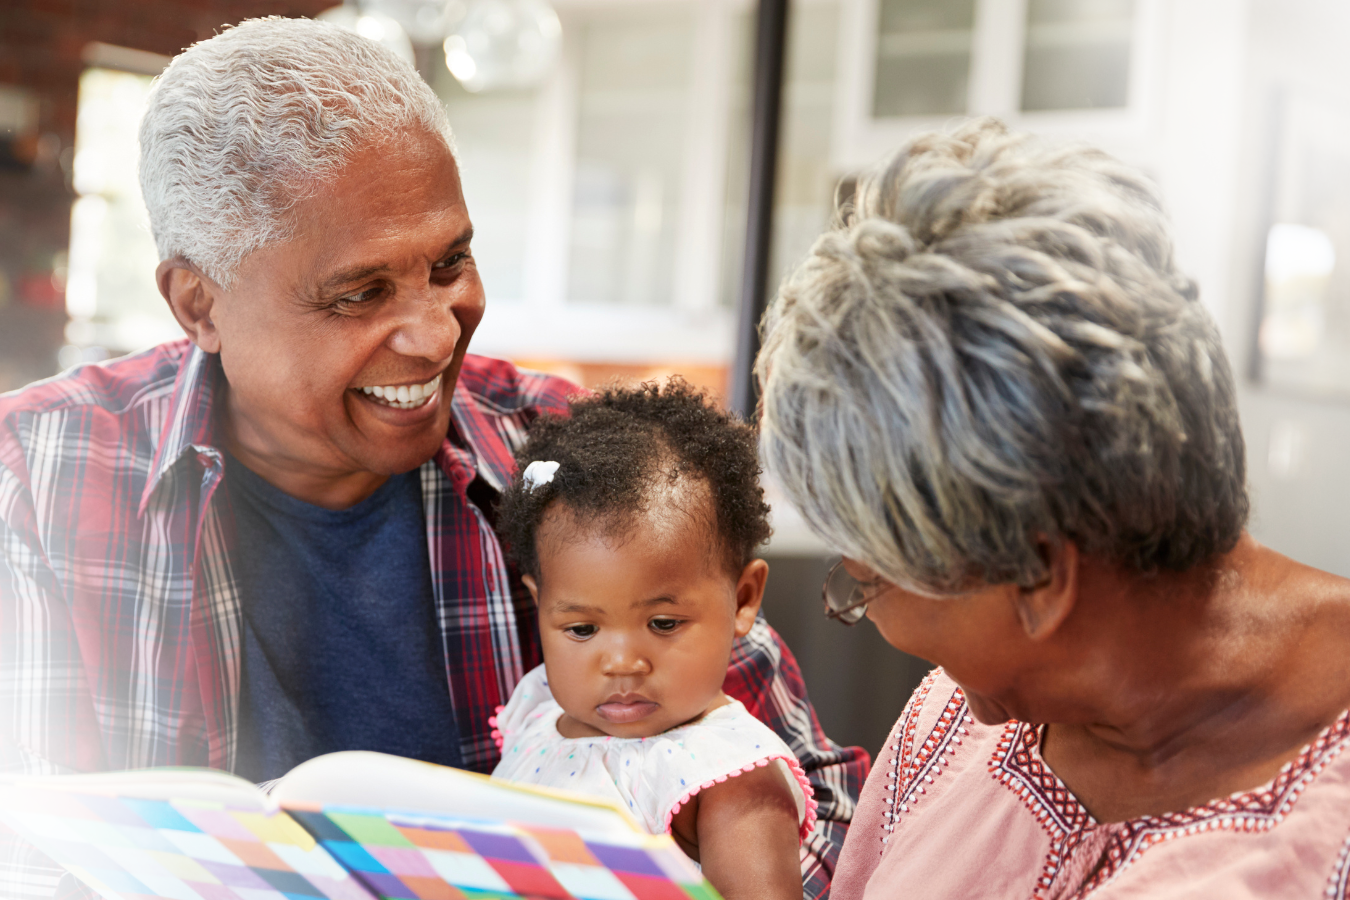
top-left (867, 0), bottom-right (1135, 120)
top-left (1256, 91), bottom-right (1350, 397)
top-left (871, 0), bottom-right (975, 117)
top-left (1021, 0), bottom-right (1134, 112)
top-left (446, 0), bottom-right (842, 399)
top-left (567, 8), bottom-right (696, 308)
top-left (834, 0), bottom-right (1157, 174)
top-left (66, 62), bottom-right (177, 360)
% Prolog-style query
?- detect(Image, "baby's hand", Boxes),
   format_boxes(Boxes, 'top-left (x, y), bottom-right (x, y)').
top-left (669, 764), bottom-right (802, 900)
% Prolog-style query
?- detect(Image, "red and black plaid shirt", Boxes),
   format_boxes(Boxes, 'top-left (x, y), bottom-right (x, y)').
top-left (0, 341), bottom-right (868, 898)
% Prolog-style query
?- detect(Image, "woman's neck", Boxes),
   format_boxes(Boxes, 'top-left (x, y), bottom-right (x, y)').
top-left (1033, 534), bottom-right (1350, 820)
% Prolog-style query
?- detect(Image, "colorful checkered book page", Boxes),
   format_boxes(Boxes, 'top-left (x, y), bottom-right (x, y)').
top-left (286, 807), bottom-right (718, 900)
top-left (0, 751), bottom-right (724, 900)
top-left (0, 768), bottom-right (373, 900)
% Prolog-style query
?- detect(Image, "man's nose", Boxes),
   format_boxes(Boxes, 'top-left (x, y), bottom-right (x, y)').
top-left (387, 283), bottom-right (475, 363)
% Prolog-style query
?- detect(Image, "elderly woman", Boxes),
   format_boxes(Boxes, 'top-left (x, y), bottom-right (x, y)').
top-left (756, 119), bottom-right (1350, 898)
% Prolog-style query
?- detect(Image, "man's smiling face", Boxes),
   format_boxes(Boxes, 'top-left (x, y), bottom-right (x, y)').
top-left (193, 128), bottom-right (484, 505)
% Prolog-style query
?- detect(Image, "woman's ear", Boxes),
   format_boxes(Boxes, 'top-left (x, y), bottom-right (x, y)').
top-left (1012, 537), bottom-right (1079, 640)
top-left (732, 559), bottom-right (769, 637)
top-left (157, 258), bottom-right (222, 353)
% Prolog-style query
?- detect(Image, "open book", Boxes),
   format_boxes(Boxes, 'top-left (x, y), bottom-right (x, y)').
top-left (0, 751), bottom-right (721, 900)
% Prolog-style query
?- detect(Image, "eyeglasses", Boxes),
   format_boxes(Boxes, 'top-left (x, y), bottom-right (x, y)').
top-left (822, 559), bottom-right (876, 625)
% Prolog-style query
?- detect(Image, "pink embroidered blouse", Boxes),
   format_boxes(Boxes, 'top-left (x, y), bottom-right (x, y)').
top-left (832, 670), bottom-right (1350, 899)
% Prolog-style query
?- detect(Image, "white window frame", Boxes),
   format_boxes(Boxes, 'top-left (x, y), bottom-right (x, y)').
top-left (830, 0), bottom-right (1166, 173)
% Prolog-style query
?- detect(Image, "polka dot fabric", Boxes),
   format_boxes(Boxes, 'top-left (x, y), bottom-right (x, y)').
top-left (491, 665), bottom-right (816, 840)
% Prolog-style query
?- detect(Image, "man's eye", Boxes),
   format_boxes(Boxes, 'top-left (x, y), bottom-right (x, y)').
top-left (433, 251), bottom-right (470, 271)
top-left (649, 618), bottom-right (682, 634)
top-left (332, 286), bottom-right (381, 310)
top-left (564, 624), bottom-right (597, 639)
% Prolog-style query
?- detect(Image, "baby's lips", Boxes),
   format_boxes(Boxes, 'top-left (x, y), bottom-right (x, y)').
top-left (595, 699), bottom-right (659, 724)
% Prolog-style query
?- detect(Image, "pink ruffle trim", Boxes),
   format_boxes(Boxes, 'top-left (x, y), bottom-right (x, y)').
top-left (489, 705), bottom-right (506, 750)
top-left (662, 754), bottom-right (818, 844)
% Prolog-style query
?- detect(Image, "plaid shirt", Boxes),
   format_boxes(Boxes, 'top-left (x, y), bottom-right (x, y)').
top-left (0, 340), bottom-right (868, 899)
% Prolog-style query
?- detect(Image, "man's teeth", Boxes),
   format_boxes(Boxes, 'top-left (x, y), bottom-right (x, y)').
top-left (359, 375), bottom-right (441, 409)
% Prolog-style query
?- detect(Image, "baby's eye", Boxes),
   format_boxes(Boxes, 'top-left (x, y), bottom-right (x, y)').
top-left (649, 618), bottom-right (682, 634)
top-left (564, 624), bottom-right (597, 640)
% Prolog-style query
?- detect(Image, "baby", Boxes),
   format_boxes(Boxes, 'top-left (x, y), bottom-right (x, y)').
top-left (491, 379), bottom-right (813, 900)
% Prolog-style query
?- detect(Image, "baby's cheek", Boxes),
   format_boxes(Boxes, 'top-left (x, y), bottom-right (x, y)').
top-left (684, 641), bottom-right (735, 702)
top-left (540, 654), bottom-right (583, 714)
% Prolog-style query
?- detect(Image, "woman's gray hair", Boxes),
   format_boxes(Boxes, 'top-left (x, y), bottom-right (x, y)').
top-left (139, 17), bottom-right (455, 287)
top-left (757, 119), bottom-right (1248, 595)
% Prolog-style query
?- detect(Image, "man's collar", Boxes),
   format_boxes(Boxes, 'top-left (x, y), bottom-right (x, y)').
top-left (140, 344), bottom-right (223, 515)
top-left (444, 369), bottom-right (516, 496)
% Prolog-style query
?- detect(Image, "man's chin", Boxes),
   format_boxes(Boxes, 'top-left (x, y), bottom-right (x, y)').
top-left (366, 431), bottom-right (449, 476)
top-left (344, 416), bottom-right (452, 476)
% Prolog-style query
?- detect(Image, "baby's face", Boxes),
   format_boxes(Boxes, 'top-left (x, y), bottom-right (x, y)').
top-left (527, 500), bottom-right (757, 739)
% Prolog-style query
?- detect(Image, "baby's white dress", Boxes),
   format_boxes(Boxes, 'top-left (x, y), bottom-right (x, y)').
top-left (490, 664), bottom-right (817, 840)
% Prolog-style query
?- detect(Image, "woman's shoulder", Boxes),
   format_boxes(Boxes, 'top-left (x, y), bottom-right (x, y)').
top-left (1234, 541), bottom-right (1350, 734)
top-left (891, 668), bottom-right (967, 755)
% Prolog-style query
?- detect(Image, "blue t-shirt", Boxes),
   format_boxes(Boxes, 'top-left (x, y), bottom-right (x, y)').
top-left (224, 455), bottom-right (462, 782)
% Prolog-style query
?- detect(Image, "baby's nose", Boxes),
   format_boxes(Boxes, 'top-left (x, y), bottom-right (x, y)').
top-left (602, 648), bottom-right (652, 676)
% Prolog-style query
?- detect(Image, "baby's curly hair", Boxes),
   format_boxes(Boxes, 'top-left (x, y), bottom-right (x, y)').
top-left (498, 378), bottom-right (772, 581)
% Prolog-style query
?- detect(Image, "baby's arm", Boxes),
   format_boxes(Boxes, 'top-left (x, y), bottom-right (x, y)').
top-left (670, 764), bottom-right (802, 900)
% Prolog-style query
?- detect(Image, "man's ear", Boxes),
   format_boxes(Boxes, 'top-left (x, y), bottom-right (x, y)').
top-left (157, 258), bottom-right (222, 353)
top-left (732, 559), bottom-right (769, 638)
top-left (1012, 537), bottom-right (1079, 640)
top-left (522, 574), bottom-right (541, 605)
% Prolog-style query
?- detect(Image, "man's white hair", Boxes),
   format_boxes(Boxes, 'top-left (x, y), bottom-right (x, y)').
top-left (139, 16), bottom-right (455, 288)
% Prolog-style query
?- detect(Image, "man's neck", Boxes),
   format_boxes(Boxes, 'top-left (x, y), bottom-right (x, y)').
top-left (225, 439), bottom-right (392, 510)
top-left (220, 390), bottom-right (391, 510)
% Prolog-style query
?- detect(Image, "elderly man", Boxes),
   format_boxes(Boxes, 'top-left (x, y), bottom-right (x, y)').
top-left (0, 17), bottom-right (865, 899)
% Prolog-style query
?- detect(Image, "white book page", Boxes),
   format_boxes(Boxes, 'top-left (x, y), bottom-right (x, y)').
top-left (273, 751), bottom-right (643, 835)
top-left (0, 767), bottom-right (274, 810)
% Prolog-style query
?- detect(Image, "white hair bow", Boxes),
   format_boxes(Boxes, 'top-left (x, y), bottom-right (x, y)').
top-left (522, 460), bottom-right (560, 492)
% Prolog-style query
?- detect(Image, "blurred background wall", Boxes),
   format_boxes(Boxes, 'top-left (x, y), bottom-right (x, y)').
top-left (1, 0), bottom-right (1347, 760)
